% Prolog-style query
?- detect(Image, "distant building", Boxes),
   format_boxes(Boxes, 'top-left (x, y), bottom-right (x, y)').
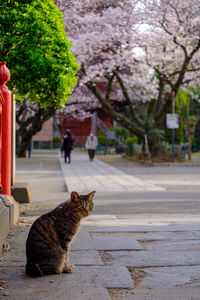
top-left (61, 109), bottom-right (113, 146)
top-left (33, 118), bottom-right (53, 148)
top-left (31, 109), bottom-right (113, 149)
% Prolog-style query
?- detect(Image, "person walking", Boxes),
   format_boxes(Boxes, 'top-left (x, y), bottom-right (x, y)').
top-left (181, 142), bottom-right (188, 160)
top-left (85, 132), bottom-right (98, 161)
top-left (62, 129), bottom-right (74, 164)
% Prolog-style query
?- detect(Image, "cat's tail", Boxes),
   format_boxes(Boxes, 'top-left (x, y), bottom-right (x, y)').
top-left (26, 262), bottom-right (44, 277)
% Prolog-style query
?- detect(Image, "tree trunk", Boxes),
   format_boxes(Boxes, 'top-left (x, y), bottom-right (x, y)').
top-left (85, 71), bottom-right (172, 160)
top-left (197, 120), bottom-right (200, 152)
top-left (188, 139), bottom-right (192, 161)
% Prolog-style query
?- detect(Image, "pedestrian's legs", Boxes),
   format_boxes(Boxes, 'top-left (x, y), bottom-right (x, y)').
top-left (64, 151), bottom-right (67, 163)
top-left (91, 150), bottom-right (95, 161)
top-left (88, 150), bottom-right (95, 161)
top-left (88, 149), bottom-right (92, 161)
top-left (67, 150), bottom-right (71, 164)
top-left (65, 149), bottom-right (71, 164)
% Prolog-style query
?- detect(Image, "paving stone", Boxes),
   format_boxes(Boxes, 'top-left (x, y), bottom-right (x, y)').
top-left (104, 249), bottom-right (200, 267)
top-left (135, 230), bottom-right (200, 241)
top-left (83, 224), bottom-right (200, 232)
top-left (70, 230), bottom-right (95, 251)
top-left (0, 267), bottom-right (110, 300)
top-left (143, 239), bottom-right (200, 251)
top-left (54, 286), bottom-right (111, 300)
top-left (1, 226), bottom-right (28, 267)
top-left (92, 235), bottom-right (143, 250)
top-left (87, 215), bottom-right (117, 220)
top-left (66, 266), bottom-right (134, 288)
top-left (90, 230), bottom-right (200, 242)
top-left (116, 213), bottom-right (200, 222)
top-left (1, 250), bottom-right (25, 267)
top-left (142, 266), bottom-right (200, 288)
top-left (1, 265), bottom-right (134, 290)
top-left (108, 287), bottom-right (200, 300)
top-left (70, 251), bottom-right (103, 265)
top-left (82, 214), bottom-right (200, 229)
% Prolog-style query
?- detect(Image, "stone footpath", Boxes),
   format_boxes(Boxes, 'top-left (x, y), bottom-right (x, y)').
top-left (59, 152), bottom-right (165, 193)
top-left (1, 214), bottom-right (200, 299)
top-left (1, 150), bottom-right (200, 299)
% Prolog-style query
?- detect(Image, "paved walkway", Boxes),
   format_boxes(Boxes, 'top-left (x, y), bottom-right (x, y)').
top-left (59, 152), bottom-right (165, 193)
top-left (1, 214), bottom-right (200, 299)
top-left (1, 150), bottom-right (200, 299)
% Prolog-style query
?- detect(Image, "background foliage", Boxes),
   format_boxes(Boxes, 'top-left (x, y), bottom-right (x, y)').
top-left (0, 0), bottom-right (79, 109)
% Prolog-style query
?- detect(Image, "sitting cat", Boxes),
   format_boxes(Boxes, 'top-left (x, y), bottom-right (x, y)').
top-left (26, 190), bottom-right (95, 277)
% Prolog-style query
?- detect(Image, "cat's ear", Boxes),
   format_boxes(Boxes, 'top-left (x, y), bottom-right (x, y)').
top-left (71, 191), bottom-right (79, 202)
top-left (88, 191), bottom-right (96, 201)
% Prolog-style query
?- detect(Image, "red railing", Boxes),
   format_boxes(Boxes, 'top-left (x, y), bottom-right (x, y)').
top-left (0, 62), bottom-right (11, 196)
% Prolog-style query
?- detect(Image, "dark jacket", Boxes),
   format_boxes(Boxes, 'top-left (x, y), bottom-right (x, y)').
top-left (62, 135), bottom-right (73, 152)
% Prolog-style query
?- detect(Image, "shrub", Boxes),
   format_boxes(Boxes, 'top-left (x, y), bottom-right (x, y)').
top-left (124, 136), bottom-right (138, 156)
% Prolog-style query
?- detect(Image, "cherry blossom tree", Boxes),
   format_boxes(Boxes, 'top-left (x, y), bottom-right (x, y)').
top-left (55, 0), bottom-right (200, 156)
top-left (15, 0), bottom-right (200, 156)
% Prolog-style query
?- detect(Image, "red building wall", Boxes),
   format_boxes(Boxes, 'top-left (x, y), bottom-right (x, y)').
top-left (62, 109), bottom-right (113, 145)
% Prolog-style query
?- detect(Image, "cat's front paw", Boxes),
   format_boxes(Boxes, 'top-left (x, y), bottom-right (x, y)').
top-left (63, 263), bottom-right (75, 273)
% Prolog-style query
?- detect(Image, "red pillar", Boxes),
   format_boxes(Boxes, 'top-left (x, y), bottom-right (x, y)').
top-left (0, 62), bottom-right (11, 196)
top-left (0, 92), bottom-right (3, 191)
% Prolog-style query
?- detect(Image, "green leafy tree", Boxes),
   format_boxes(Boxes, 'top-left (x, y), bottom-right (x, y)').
top-left (0, 0), bottom-right (79, 156)
top-left (183, 116), bottom-right (197, 160)
top-left (110, 127), bottom-right (130, 143)
top-left (176, 89), bottom-right (199, 160)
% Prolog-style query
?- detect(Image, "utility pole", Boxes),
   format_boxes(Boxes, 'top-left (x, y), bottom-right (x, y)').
top-left (171, 91), bottom-right (175, 163)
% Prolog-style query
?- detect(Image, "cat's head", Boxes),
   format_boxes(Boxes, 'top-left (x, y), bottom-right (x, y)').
top-left (70, 191), bottom-right (95, 217)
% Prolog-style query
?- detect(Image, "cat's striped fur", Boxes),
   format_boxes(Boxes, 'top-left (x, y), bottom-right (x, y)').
top-left (26, 191), bottom-right (95, 277)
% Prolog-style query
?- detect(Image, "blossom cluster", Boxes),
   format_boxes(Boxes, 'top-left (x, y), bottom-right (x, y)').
top-left (54, 0), bottom-right (200, 119)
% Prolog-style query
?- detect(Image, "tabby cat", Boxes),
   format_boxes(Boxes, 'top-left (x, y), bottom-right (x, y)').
top-left (26, 191), bottom-right (95, 277)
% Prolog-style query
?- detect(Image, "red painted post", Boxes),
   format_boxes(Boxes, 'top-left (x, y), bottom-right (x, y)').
top-left (0, 91), bottom-right (3, 192)
top-left (0, 62), bottom-right (12, 196)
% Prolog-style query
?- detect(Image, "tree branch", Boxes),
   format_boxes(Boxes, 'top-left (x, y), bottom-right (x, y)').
top-left (86, 81), bottom-right (145, 137)
top-left (113, 70), bottom-right (144, 127)
top-left (105, 73), bottom-right (115, 102)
